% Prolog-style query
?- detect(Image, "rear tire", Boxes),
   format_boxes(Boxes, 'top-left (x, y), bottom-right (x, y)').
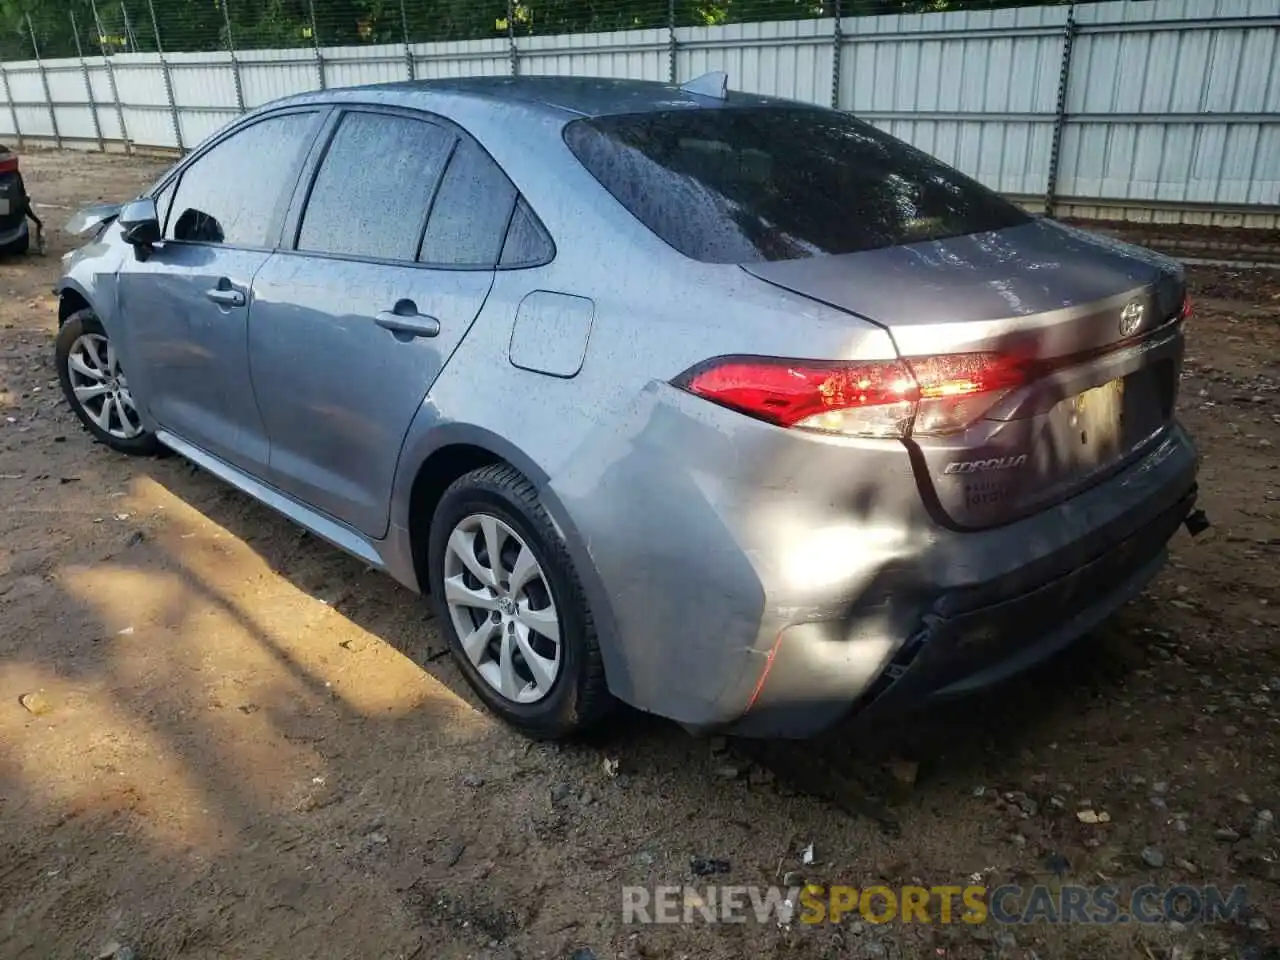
top-left (56, 309), bottom-right (160, 456)
top-left (0, 226), bottom-right (28, 256)
top-left (427, 463), bottom-right (612, 739)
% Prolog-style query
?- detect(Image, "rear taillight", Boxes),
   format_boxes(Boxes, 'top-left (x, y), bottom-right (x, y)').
top-left (673, 353), bottom-right (1028, 438)
top-left (0, 154), bottom-right (17, 175)
top-left (1180, 292), bottom-right (1193, 320)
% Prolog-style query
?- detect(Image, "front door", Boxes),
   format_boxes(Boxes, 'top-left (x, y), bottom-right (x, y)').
top-left (248, 110), bottom-right (522, 538)
top-left (118, 109), bottom-right (323, 472)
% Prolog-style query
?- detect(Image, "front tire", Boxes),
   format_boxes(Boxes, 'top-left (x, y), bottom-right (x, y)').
top-left (55, 309), bottom-right (160, 456)
top-left (427, 463), bottom-right (612, 739)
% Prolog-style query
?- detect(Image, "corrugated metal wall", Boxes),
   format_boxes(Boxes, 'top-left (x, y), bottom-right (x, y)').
top-left (1, 0), bottom-right (1277, 227)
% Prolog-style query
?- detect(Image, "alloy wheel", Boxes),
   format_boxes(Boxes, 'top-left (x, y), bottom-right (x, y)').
top-left (443, 513), bottom-right (562, 704)
top-left (66, 332), bottom-right (143, 440)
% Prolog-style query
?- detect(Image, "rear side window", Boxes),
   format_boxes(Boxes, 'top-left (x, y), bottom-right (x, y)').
top-left (166, 112), bottom-right (317, 247)
top-left (298, 111), bottom-right (454, 262)
top-left (564, 107), bottom-right (1031, 264)
top-left (500, 198), bottom-right (555, 268)
top-left (418, 138), bottom-right (516, 268)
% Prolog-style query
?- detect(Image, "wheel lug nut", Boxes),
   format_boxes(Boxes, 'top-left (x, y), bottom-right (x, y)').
top-left (490, 611), bottom-right (500, 623)
top-left (507, 622), bottom-right (515, 634)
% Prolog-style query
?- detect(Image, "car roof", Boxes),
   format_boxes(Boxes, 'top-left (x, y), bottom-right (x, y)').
top-left (272, 75), bottom-right (794, 121)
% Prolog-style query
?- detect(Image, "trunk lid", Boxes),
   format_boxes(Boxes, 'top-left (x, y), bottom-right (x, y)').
top-left (741, 219), bottom-right (1188, 529)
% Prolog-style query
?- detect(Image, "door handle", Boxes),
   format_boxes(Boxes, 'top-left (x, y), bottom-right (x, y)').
top-left (205, 287), bottom-right (246, 308)
top-left (375, 310), bottom-right (441, 339)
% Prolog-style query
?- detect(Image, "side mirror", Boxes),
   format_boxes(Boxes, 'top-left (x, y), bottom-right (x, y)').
top-left (119, 197), bottom-right (161, 248)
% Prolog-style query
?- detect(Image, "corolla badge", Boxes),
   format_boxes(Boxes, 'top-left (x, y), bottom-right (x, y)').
top-left (1119, 300), bottom-right (1146, 337)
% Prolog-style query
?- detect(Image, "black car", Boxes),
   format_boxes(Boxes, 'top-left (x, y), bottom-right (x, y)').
top-left (0, 145), bottom-right (35, 254)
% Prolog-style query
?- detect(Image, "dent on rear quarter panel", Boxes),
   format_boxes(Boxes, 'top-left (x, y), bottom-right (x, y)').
top-left (548, 383), bottom-right (773, 719)
top-left (547, 380), bottom-right (936, 728)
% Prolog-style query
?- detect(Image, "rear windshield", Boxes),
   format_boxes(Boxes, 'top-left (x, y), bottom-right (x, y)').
top-left (563, 106), bottom-right (1031, 264)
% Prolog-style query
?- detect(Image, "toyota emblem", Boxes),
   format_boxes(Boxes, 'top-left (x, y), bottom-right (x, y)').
top-left (1119, 300), bottom-right (1146, 337)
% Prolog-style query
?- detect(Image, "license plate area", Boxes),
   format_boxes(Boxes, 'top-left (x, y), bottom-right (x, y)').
top-left (0, 197), bottom-right (10, 216)
top-left (1070, 377), bottom-right (1125, 456)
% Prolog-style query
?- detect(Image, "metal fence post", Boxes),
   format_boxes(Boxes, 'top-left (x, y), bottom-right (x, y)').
top-left (91, 0), bottom-right (131, 153)
top-left (146, 0), bottom-right (183, 150)
top-left (667, 0), bottom-right (677, 84)
top-left (831, 0), bottom-right (843, 110)
top-left (507, 0), bottom-right (519, 76)
top-left (70, 9), bottom-right (106, 151)
top-left (221, 0), bottom-right (246, 113)
top-left (400, 0), bottom-right (415, 81)
top-left (1045, 2), bottom-right (1077, 217)
top-left (120, 2), bottom-right (139, 51)
top-left (90, 0), bottom-right (130, 152)
top-left (307, 0), bottom-right (326, 89)
top-left (26, 14), bottom-right (62, 148)
top-left (0, 57), bottom-right (22, 150)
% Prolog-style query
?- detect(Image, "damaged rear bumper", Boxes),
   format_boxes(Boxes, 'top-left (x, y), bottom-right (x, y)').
top-left (727, 426), bottom-right (1202, 738)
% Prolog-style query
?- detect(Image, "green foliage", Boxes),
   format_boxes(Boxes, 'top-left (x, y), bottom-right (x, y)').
top-left (0, 0), bottom-right (1071, 60)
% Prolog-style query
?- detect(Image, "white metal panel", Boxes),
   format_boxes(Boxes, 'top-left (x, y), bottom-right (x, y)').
top-left (86, 62), bottom-right (116, 104)
top-left (113, 54), bottom-right (168, 105)
top-left (412, 39), bottom-right (510, 79)
top-left (1076, 0), bottom-right (1280, 24)
top-left (15, 105), bottom-right (53, 137)
top-left (180, 109), bottom-right (240, 151)
top-left (321, 43), bottom-right (408, 88)
top-left (45, 66), bottom-right (88, 104)
top-left (95, 104), bottom-right (123, 142)
top-left (1064, 0), bottom-right (1279, 204)
top-left (51, 106), bottom-right (97, 141)
top-left (839, 16), bottom-right (1063, 115)
top-left (169, 63), bottom-right (241, 110)
top-left (5, 66), bottom-right (46, 103)
top-left (518, 28), bottom-right (667, 81)
top-left (676, 19), bottom-right (832, 105)
top-left (242, 68), bottom-right (316, 108)
top-left (121, 106), bottom-right (176, 148)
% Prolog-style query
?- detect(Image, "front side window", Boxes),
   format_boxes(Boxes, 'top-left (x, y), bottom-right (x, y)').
top-left (166, 111), bottom-right (318, 247)
top-left (297, 111), bottom-right (454, 262)
top-left (564, 107), bottom-right (1031, 264)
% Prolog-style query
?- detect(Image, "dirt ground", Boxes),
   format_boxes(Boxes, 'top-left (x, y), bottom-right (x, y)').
top-left (1, 151), bottom-right (1278, 960)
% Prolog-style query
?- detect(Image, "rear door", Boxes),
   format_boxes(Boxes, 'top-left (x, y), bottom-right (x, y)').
top-left (117, 109), bottom-right (323, 473)
top-left (248, 108), bottom-right (518, 538)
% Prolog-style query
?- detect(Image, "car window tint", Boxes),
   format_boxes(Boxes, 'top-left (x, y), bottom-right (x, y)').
top-left (166, 112), bottom-right (316, 247)
top-left (499, 198), bottom-right (554, 268)
top-left (298, 112), bottom-right (454, 262)
top-left (418, 138), bottom-right (516, 268)
top-left (563, 107), bottom-right (1032, 264)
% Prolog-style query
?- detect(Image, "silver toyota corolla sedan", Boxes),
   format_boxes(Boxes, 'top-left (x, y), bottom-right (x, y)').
top-left (54, 75), bottom-right (1207, 740)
